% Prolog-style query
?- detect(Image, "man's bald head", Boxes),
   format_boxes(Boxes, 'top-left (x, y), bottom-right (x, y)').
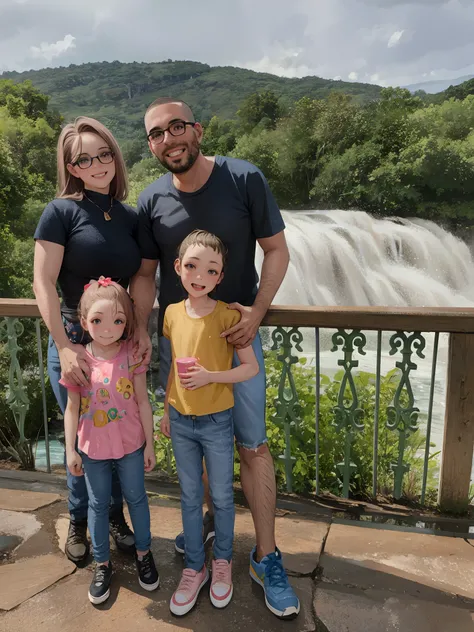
top-left (144, 97), bottom-right (195, 126)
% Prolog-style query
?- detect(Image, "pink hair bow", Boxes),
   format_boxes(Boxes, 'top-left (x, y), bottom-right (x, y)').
top-left (84, 276), bottom-right (113, 291)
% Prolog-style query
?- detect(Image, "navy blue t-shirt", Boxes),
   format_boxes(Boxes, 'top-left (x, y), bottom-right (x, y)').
top-left (137, 156), bottom-right (285, 333)
top-left (34, 190), bottom-right (142, 321)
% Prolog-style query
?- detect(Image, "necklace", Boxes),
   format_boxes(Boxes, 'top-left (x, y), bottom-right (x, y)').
top-left (84, 193), bottom-right (113, 221)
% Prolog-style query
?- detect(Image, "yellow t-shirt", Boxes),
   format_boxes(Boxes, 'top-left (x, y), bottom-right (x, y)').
top-left (163, 300), bottom-right (241, 416)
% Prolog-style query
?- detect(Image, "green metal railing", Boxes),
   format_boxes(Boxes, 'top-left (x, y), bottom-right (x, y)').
top-left (0, 312), bottom-right (50, 472)
top-left (268, 325), bottom-right (441, 502)
top-left (1, 299), bottom-right (473, 512)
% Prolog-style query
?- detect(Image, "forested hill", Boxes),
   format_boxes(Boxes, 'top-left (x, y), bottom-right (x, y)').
top-left (1, 59), bottom-right (382, 140)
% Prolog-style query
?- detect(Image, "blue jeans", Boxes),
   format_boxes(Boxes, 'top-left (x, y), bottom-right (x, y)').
top-left (47, 332), bottom-right (124, 522)
top-left (80, 445), bottom-right (151, 563)
top-left (169, 405), bottom-right (235, 571)
top-left (159, 333), bottom-right (267, 449)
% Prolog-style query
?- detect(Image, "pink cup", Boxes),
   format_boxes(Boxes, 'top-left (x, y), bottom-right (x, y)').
top-left (176, 357), bottom-right (197, 377)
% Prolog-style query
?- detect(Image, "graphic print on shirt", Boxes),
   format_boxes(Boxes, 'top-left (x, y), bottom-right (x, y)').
top-left (107, 407), bottom-right (123, 422)
top-left (116, 377), bottom-right (134, 399)
top-left (93, 410), bottom-right (108, 427)
top-left (80, 396), bottom-right (91, 416)
top-left (97, 388), bottom-right (110, 406)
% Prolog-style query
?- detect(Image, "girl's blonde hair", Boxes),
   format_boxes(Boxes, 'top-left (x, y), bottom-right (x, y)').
top-left (57, 117), bottom-right (128, 201)
top-left (78, 278), bottom-right (136, 342)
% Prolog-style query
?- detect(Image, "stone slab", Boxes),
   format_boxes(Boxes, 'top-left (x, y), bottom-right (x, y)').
top-left (0, 509), bottom-right (41, 542)
top-left (145, 503), bottom-right (327, 576)
top-left (0, 549), bottom-right (315, 632)
top-left (0, 488), bottom-right (60, 512)
top-left (322, 523), bottom-right (474, 601)
top-left (0, 554), bottom-right (76, 610)
top-left (314, 584), bottom-right (474, 632)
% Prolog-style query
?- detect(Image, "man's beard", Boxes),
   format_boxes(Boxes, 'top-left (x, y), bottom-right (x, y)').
top-left (157, 138), bottom-right (200, 174)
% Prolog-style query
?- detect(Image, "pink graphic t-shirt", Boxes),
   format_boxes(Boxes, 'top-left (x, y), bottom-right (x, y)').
top-left (60, 341), bottom-right (146, 460)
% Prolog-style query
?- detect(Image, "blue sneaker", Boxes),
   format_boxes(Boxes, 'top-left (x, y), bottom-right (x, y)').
top-left (174, 511), bottom-right (215, 554)
top-left (249, 547), bottom-right (300, 619)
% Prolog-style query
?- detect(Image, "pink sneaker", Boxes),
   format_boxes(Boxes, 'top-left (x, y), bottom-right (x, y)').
top-left (170, 565), bottom-right (209, 616)
top-left (210, 559), bottom-right (233, 608)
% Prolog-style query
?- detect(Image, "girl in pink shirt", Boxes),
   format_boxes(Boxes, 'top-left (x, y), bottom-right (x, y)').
top-left (62, 276), bottom-right (159, 606)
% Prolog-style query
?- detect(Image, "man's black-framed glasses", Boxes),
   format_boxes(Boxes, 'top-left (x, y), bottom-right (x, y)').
top-left (72, 150), bottom-right (115, 169)
top-left (147, 120), bottom-right (196, 144)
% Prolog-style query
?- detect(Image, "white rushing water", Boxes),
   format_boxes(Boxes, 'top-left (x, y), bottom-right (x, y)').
top-left (256, 210), bottom-right (474, 483)
top-left (260, 210), bottom-right (474, 307)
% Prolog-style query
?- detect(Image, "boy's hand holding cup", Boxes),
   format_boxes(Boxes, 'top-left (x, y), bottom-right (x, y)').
top-left (177, 356), bottom-right (210, 390)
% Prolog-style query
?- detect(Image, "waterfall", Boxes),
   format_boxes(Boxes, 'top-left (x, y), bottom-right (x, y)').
top-left (258, 210), bottom-right (474, 307)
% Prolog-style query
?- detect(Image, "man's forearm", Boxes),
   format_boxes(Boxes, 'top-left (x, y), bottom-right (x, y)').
top-left (130, 274), bottom-right (157, 330)
top-left (253, 247), bottom-right (289, 313)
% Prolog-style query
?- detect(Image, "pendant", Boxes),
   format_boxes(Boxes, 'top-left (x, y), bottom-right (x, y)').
top-left (104, 212), bottom-right (112, 221)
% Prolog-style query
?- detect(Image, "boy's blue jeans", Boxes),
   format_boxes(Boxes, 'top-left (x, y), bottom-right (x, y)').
top-left (80, 445), bottom-right (151, 562)
top-left (169, 405), bottom-right (235, 571)
top-left (47, 333), bottom-right (123, 522)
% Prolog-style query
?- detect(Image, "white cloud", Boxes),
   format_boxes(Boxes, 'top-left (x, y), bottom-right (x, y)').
top-left (333, 75), bottom-right (342, 80)
top-left (30, 34), bottom-right (76, 62)
top-left (348, 71), bottom-right (359, 80)
top-left (388, 30), bottom-right (405, 48)
top-left (239, 45), bottom-right (314, 79)
top-left (2, 0), bottom-right (474, 90)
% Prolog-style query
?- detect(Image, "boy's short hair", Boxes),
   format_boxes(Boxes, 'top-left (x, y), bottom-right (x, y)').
top-left (178, 230), bottom-right (227, 268)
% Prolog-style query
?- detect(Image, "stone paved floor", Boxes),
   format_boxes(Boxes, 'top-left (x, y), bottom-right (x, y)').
top-left (0, 470), bottom-right (473, 632)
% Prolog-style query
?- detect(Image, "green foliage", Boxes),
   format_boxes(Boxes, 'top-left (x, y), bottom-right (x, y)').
top-left (237, 90), bottom-right (283, 133)
top-left (2, 60), bottom-right (381, 144)
top-left (126, 158), bottom-right (167, 206)
top-left (441, 78), bottom-right (474, 102)
top-left (201, 116), bottom-right (238, 156)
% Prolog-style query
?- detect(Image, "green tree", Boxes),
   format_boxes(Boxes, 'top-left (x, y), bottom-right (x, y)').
top-left (201, 116), bottom-right (238, 155)
top-left (237, 90), bottom-right (282, 133)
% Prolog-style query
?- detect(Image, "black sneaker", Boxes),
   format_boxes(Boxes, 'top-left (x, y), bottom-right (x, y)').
top-left (135, 550), bottom-right (160, 591)
top-left (174, 511), bottom-right (215, 555)
top-left (88, 562), bottom-right (113, 605)
top-left (109, 508), bottom-right (135, 554)
top-left (65, 519), bottom-right (89, 564)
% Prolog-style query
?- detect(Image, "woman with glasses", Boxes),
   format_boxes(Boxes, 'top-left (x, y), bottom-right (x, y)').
top-left (33, 117), bottom-right (143, 565)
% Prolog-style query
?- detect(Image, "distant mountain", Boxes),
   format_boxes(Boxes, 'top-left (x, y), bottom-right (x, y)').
top-left (404, 74), bottom-right (474, 95)
top-left (1, 60), bottom-right (382, 141)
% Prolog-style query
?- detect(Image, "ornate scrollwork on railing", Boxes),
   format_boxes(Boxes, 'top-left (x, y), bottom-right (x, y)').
top-left (331, 329), bottom-right (367, 498)
top-left (0, 318), bottom-right (33, 466)
top-left (271, 327), bottom-right (303, 493)
top-left (386, 331), bottom-right (426, 499)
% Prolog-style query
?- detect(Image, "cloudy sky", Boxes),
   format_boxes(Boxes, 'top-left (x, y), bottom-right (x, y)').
top-left (1, 0), bottom-right (473, 87)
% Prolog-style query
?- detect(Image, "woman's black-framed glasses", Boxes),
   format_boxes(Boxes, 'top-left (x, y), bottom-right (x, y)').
top-left (72, 150), bottom-right (115, 169)
top-left (147, 120), bottom-right (196, 144)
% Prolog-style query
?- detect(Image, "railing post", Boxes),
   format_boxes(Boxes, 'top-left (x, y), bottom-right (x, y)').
top-left (438, 333), bottom-right (474, 513)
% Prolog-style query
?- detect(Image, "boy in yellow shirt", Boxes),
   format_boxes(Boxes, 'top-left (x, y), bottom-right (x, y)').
top-left (160, 230), bottom-right (258, 616)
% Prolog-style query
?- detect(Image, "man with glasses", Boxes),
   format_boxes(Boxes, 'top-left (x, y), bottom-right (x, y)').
top-left (131, 97), bottom-right (299, 619)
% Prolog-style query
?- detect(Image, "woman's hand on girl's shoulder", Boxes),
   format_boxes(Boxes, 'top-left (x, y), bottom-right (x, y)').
top-left (59, 344), bottom-right (90, 387)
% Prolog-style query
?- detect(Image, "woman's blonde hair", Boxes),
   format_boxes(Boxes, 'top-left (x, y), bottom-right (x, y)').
top-left (78, 278), bottom-right (136, 342)
top-left (57, 117), bottom-right (128, 201)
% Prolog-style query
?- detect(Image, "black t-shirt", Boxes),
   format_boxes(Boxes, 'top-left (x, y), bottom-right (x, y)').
top-left (137, 155), bottom-right (285, 333)
top-left (34, 190), bottom-right (142, 321)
